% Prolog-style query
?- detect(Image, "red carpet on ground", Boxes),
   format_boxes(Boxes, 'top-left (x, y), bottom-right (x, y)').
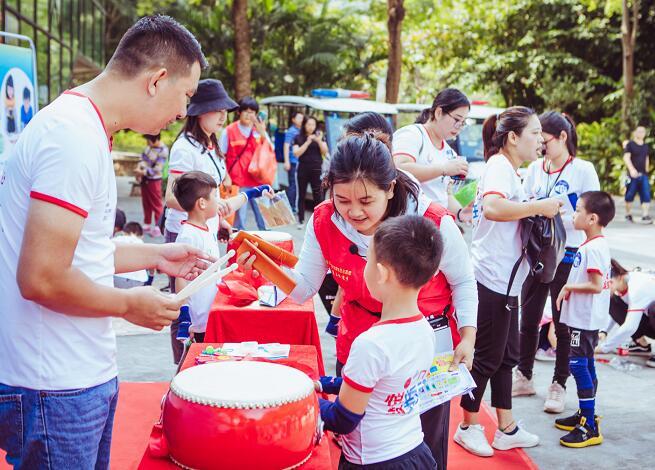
top-left (327, 398), bottom-right (537, 470)
top-left (0, 385), bottom-right (538, 469)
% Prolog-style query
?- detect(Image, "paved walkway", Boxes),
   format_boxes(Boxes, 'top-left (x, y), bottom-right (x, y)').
top-left (114, 178), bottom-right (652, 469)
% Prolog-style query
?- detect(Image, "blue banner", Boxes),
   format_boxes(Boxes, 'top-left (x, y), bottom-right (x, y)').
top-left (1, 42), bottom-right (37, 171)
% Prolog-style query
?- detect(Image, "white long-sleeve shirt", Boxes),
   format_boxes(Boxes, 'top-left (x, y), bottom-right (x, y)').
top-left (600, 271), bottom-right (655, 352)
top-left (288, 196), bottom-right (478, 330)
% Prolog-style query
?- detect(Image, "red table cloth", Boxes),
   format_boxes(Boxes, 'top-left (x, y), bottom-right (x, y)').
top-left (205, 293), bottom-right (325, 375)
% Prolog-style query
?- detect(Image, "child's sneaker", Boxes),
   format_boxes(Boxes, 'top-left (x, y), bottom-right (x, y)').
top-left (512, 369), bottom-right (536, 397)
top-left (150, 225), bottom-right (162, 238)
top-left (491, 424), bottom-right (539, 450)
top-left (559, 416), bottom-right (603, 448)
top-left (555, 410), bottom-right (600, 431)
top-left (647, 355), bottom-right (655, 368)
top-left (641, 215), bottom-right (653, 225)
top-left (543, 382), bottom-right (566, 414)
top-left (627, 341), bottom-right (651, 355)
top-left (453, 424), bottom-right (494, 457)
top-left (535, 347), bottom-right (557, 362)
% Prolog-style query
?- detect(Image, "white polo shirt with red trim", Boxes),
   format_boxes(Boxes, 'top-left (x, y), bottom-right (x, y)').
top-left (175, 221), bottom-right (221, 333)
top-left (0, 91), bottom-right (118, 390)
top-left (392, 124), bottom-right (458, 207)
top-left (340, 314), bottom-right (435, 465)
top-left (471, 153), bottom-right (528, 296)
top-left (165, 134), bottom-right (226, 234)
top-left (560, 236), bottom-right (611, 331)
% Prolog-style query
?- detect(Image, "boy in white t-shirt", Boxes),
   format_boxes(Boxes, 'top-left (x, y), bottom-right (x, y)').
top-left (316, 215), bottom-right (441, 469)
top-left (555, 191), bottom-right (615, 448)
top-left (173, 171), bottom-right (223, 343)
top-left (113, 222), bottom-right (150, 288)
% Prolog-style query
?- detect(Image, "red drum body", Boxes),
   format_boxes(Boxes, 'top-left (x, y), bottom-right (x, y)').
top-left (163, 361), bottom-right (319, 470)
top-left (228, 230), bottom-right (294, 262)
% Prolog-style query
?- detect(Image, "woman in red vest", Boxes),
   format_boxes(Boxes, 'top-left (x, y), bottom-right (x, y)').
top-left (241, 129), bottom-right (477, 469)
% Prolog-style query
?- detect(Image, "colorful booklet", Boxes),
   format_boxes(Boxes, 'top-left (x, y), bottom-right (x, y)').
top-left (417, 352), bottom-right (476, 412)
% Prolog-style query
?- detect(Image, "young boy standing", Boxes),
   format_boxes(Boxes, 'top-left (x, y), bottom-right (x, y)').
top-left (317, 215), bottom-right (442, 469)
top-left (173, 172), bottom-right (223, 341)
top-left (556, 191), bottom-right (615, 448)
top-left (173, 171), bottom-right (270, 341)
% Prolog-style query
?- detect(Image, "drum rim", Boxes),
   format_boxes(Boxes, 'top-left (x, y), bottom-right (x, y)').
top-left (170, 362), bottom-right (314, 409)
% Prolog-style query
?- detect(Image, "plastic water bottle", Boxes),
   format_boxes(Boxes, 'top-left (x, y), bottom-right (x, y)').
top-left (176, 305), bottom-right (191, 341)
top-left (608, 356), bottom-right (642, 372)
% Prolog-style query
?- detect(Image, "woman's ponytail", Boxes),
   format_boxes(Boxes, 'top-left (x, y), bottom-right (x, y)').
top-left (482, 114), bottom-right (500, 160)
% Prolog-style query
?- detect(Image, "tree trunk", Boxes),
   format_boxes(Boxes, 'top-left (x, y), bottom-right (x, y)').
top-left (621, 0), bottom-right (639, 132)
top-left (232, 0), bottom-right (252, 99)
top-left (385, 0), bottom-right (405, 104)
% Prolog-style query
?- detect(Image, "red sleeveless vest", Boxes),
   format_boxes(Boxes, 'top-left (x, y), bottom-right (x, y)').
top-left (313, 200), bottom-right (460, 364)
top-left (225, 122), bottom-right (261, 188)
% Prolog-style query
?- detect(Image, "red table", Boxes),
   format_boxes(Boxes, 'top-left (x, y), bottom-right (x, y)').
top-left (136, 343), bottom-right (332, 469)
top-left (205, 293), bottom-right (325, 375)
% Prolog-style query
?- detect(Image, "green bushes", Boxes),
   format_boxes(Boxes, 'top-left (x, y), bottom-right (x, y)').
top-left (577, 117), bottom-right (625, 194)
top-left (112, 122), bottom-right (183, 154)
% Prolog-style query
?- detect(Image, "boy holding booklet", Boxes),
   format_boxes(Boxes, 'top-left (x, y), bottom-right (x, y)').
top-left (317, 215), bottom-right (441, 469)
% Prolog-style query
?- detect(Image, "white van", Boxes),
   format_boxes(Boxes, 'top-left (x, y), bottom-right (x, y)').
top-left (260, 95), bottom-right (397, 189)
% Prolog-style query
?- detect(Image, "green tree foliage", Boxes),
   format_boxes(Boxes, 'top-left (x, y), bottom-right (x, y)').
top-left (106, 0), bottom-right (655, 191)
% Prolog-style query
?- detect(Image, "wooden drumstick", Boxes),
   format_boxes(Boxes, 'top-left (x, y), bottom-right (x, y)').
top-left (174, 263), bottom-right (239, 302)
top-left (173, 250), bottom-right (235, 301)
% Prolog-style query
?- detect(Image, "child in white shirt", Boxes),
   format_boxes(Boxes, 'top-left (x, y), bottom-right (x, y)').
top-left (113, 222), bottom-right (149, 288)
top-left (316, 215), bottom-right (442, 469)
top-left (555, 190), bottom-right (615, 448)
top-left (173, 171), bottom-right (224, 342)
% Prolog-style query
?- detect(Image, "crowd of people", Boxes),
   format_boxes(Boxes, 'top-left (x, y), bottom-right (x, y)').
top-left (0, 13), bottom-right (653, 470)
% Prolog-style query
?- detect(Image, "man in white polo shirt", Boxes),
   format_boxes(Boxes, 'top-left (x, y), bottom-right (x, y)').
top-left (0, 16), bottom-right (209, 469)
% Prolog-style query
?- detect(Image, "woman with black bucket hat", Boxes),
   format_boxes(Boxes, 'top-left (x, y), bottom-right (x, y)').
top-left (164, 78), bottom-right (271, 363)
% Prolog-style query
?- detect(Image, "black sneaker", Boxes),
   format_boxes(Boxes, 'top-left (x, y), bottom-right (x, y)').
top-left (647, 355), bottom-right (655, 368)
top-left (560, 416), bottom-right (603, 448)
top-left (625, 214), bottom-right (634, 222)
top-left (555, 410), bottom-right (601, 431)
top-left (641, 215), bottom-right (653, 225)
top-left (627, 341), bottom-right (652, 355)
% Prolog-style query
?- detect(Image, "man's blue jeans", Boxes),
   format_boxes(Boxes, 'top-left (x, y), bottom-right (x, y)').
top-left (0, 377), bottom-right (119, 469)
top-left (234, 186), bottom-right (267, 230)
top-left (286, 162), bottom-right (298, 214)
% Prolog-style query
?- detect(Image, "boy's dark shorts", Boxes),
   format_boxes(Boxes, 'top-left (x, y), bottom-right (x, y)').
top-left (569, 327), bottom-right (599, 358)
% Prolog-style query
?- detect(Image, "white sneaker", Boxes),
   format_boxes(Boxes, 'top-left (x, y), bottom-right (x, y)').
top-left (512, 369), bottom-right (536, 397)
top-left (543, 382), bottom-right (566, 414)
top-left (453, 423), bottom-right (494, 457)
top-left (492, 424), bottom-right (539, 450)
top-left (535, 347), bottom-right (557, 362)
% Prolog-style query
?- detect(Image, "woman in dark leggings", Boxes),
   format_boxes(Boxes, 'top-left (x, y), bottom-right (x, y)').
top-left (513, 112), bottom-right (600, 414)
top-left (293, 116), bottom-right (327, 225)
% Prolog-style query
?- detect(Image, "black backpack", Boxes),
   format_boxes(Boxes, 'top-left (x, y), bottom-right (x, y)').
top-left (506, 213), bottom-right (567, 307)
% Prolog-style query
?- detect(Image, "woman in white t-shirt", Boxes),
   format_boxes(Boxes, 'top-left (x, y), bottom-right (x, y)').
top-left (513, 112), bottom-right (600, 412)
top-left (599, 260), bottom-right (655, 362)
top-left (454, 107), bottom-right (562, 457)
top-left (163, 78), bottom-right (237, 363)
top-left (393, 88), bottom-right (470, 214)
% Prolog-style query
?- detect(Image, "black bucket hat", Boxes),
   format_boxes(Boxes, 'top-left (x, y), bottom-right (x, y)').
top-left (187, 79), bottom-right (238, 116)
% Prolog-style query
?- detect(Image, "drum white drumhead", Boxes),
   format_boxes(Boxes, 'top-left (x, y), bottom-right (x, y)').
top-left (171, 361), bottom-right (314, 408)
